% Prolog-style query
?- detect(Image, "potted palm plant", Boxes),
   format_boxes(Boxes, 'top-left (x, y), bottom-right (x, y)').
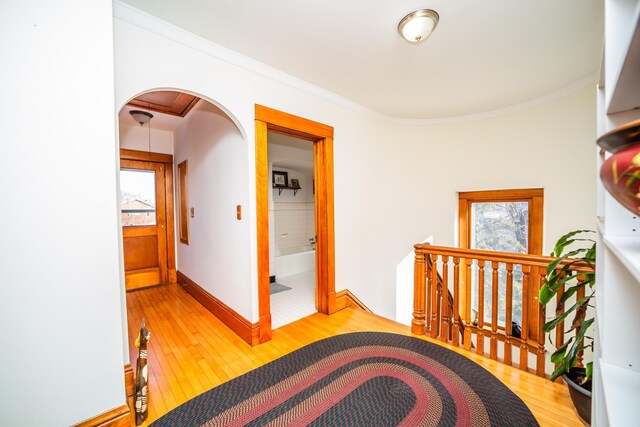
top-left (538, 230), bottom-right (596, 425)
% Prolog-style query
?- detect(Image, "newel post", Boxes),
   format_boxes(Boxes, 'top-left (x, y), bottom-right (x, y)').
top-left (412, 245), bottom-right (427, 335)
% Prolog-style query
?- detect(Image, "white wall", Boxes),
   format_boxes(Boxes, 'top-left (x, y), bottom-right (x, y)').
top-left (119, 119), bottom-right (174, 155)
top-left (361, 88), bottom-right (598, 318)
top-left (0, 1), bottom-right (126, 425)
top-left (114, 5), bottom-right (596, 324)
top-left (173, 101), bottom-right (253, 319)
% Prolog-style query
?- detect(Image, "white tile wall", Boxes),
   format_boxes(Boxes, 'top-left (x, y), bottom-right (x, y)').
top-left (274, 202), bottom-right (315, 250)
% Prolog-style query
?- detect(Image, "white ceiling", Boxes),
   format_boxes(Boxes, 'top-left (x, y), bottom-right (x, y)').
top-left (120, 0), bottom-right (603, 120)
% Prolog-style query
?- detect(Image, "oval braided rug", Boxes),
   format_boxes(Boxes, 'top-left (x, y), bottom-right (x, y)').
top-left (150, 332), bottom-right (539, 426)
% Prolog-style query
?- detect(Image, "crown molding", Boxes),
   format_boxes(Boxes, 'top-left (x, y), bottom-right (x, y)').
top-left (397, 73), bottom-right (598, 126)
top-left (113, 1), bottom-right (598, 126)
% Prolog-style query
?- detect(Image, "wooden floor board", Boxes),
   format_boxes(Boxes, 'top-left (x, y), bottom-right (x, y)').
top-left (126, 283), bottom-right (583, 426)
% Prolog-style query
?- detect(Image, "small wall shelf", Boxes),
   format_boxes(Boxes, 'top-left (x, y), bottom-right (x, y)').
top-left (274, 185), bottom-right (301, 196)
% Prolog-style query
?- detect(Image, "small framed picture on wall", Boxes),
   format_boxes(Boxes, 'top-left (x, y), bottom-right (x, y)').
top-left (290, 179), bottom-right (300, 189)
top-left (273, 171), bottom-right (288, 188)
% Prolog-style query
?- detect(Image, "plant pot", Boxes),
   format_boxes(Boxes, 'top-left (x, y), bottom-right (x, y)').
top-left (562, 367), bottom-right (592, 425)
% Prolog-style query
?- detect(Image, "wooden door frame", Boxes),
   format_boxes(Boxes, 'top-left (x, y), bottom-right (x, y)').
top-left (255, 105), bottom-right (336, 344)
top-left (120, 148), bottom-right (177, 285)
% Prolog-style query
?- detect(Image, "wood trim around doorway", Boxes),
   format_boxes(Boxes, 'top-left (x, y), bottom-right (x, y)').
top-left (120, 149), bottom-right (177, 284)
top-left (255, 105), bottom-right (336, 344)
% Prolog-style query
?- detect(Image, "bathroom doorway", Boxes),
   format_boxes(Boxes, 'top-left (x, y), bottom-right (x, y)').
top-left (255, 105), bottom-right (336, 343)
top-left (268, 134), bottom-right (316, 328)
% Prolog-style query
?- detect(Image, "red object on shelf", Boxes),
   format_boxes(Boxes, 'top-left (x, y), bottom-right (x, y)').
top-left (597, 118), bottom-right (640, 153)
top-left (601, 143), bottom-right (640, 215)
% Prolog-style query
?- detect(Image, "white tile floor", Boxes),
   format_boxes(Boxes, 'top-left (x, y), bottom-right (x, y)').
top-left (271, 269), bottom-right (316, 329)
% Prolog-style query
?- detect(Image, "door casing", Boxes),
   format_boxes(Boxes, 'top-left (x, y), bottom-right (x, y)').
top-left (255, 105), bottom-right (336, 343)
top-left (120, 149), bottom-right (177, 289)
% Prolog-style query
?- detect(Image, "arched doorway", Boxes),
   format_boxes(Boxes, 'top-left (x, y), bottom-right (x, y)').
top-left (117, 88), bottom-right (252, 342)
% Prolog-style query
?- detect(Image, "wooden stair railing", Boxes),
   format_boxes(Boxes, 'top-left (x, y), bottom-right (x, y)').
top-left (412, 243), bottom-right (594, 377)
top-left (424, 255), bottom-right (467, 346)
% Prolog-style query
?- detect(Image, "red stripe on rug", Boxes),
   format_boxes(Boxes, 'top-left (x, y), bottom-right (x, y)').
top-left (274, 363), bottom-right (439, 427)
top-left (204, 347), bottom-right (482, 426)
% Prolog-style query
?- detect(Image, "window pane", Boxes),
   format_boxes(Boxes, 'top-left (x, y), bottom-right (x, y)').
top-left (121, 169), bottom-right (156, 226)
top-left (470, 201), bottom-right (528, 325)
top-left (471, 202), bottom-right (528, 253)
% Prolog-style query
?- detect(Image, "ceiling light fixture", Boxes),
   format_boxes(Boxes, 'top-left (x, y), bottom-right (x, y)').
top-left (129, 110), bottom-right (153, 126)
top-left (398, 9), bottom-right (439, 43)
top-left (129, 109), bottom-right (154, 152)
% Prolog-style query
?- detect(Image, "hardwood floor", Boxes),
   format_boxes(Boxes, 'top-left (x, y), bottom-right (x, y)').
top-left (126, 283), bottom-right (583, 426)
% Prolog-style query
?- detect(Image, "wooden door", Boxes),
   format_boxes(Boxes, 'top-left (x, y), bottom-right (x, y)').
top-left (120, 159), bottom-right (168, 291)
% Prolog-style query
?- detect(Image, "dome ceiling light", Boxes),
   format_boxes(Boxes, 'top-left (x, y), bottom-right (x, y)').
top-left (398, 9), bottom-right (440, 44)
top-left (129, 110), bottom-right (153, 125)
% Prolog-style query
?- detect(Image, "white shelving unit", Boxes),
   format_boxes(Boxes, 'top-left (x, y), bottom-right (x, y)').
top-left (599, 362), bottom-right (640, 426)
top-left (595, 1), bottom-right (640, 425)
top-left (603, 236), bottom-right (640, 282)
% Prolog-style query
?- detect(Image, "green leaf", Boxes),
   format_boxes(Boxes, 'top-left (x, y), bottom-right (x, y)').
top-left (585, 362), bottom-right (593, 383)
top-left (550, 356), bottom-right (575, 382)
top-left (559, 284), bottom-right (581, 304)
top-left (542, 296), bottom-right (591, 333)
top-left (550, 340), bottom-right (572, 364)
top-left (546, 253), bottom-right (571, 275)
top-left (575, 318), bottom-right (595, 341)
top-left (562, 338), bottom-right (582, 369)
top-left (552, 230), bottom-right (595, 257)
top-left (543, 309), bottom-right (573, 333)
top-left (538, 285), bottom-right (556, 305)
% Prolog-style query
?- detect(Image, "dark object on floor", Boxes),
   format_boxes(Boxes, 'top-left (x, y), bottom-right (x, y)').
top-left (270, 282), bottom-right (292, 295)
top-left (512, 321), bottom-right (522, 339)
top-left (150, 332), bottom-right (539, 426)
top-left (134, 318), bottom-right (151, 425)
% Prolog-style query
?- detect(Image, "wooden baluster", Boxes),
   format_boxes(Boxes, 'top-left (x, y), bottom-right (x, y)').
top-left (441, 256), bottom-right (450, 343)
top-left (504, 263), bottom-right (514, 366)
top-left (430, 255), bottom-right (439, 339)
top-left (490, 261), bottom-right (499, 360)
top-left (434, 255), bottom-right (442, 340)
top-left (452, 257), bottom-right (461, 347)
top-left (576, 276), bottom-right (586, 368)
top-left (477, 260), bottom-right (485, 356)
top-left (520, 264), bottom-right (530, 371)
top-left (536, 267), bottom-right (546, 377)
top-left (554, 270), bottom-right (565, 372)
top-left (425, 255), bottom-right (432, 334)
top-left (464, 258), bottom-right (472, 351)
top-left (412, 245), bottom-right (595, 376)
top-left (411, 249), bottom-right (426, 335)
